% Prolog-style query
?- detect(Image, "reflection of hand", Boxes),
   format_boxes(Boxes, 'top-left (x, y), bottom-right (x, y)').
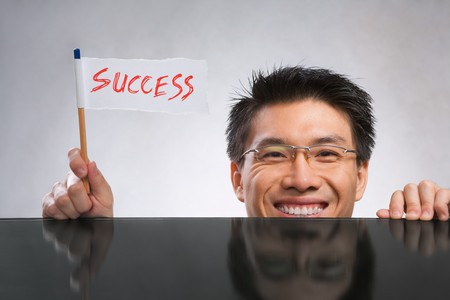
top-left (387, 219), bottom-right (450, 256)
top-left (42, 148), bottom-right (114, 219)
top-left (377, 180), bottom-right (450, 221)
top-left (42, 219), bottom-right (114, 291)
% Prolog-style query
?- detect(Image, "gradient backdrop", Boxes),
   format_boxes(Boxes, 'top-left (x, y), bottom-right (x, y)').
top-left (1, 0), bottom-right (449, 217)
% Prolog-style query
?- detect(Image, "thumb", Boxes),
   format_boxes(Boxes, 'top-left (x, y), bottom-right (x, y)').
top-left (87, 161), bottom-right (113, 210)
top-left (376, 209), bottom-right (391, 219)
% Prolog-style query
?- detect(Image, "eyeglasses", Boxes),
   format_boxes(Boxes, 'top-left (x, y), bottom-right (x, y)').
top-left (240, 144), bottom-right (357, 169)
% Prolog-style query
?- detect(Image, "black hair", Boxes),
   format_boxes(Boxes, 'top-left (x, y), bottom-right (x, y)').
top-left (226, 66), bottom-right (376, 165)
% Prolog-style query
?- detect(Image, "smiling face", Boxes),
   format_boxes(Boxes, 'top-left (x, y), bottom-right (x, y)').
top-left (231, 99), bottom-right (369, 218)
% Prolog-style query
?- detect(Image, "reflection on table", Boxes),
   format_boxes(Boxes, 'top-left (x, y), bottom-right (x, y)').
top-left (228, 219), bottom-right (374, 300)
top-left (0, 218), bottom-right (449, 300)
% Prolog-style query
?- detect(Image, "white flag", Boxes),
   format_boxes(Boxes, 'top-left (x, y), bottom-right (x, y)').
top-left (74, 49), bottom-right (208, 114)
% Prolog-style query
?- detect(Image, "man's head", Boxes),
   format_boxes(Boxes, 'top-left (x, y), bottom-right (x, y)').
top-left (226, 66), bottom-right (376, 217)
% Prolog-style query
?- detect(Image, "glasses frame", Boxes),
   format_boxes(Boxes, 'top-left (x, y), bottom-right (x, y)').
top-left (239, 144), bottom-right (357, 164)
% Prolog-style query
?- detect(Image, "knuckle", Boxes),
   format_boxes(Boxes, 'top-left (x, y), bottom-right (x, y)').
top-left (406, 204), bottom-right (421, 211)
top-left (392, 189), bottom-right (403, 198)
top-left (390, 190), bottom-right (404, 204)
top-left (54, 194), bottom-right (71, 210)
top-left (51, 181), bottom-right (61, 193)
top-left (403, 183), bottom-right (418, 192)
top-left (418, 180), bottom-right (434, 191)
top-left (67, 182), bottom-right (84, 198)
top-left (45, 203), bottom-right (61, 218)
top-left (436, 188), bottom-right (450, 198)
top-left (42, 193), bottom-right (52, 207)
top-left (68, 148), bottom-right (79, 158)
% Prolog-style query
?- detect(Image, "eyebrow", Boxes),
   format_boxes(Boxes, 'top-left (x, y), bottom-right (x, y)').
top-left (312, 135), bottom-right (348, 145)
top-left (254, 135), bottom-right (349, 148)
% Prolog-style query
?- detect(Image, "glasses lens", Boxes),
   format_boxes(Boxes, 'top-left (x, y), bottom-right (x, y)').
top-left (257, 145), bottom-right (292, 162)
top-left (309, 146), bottom-right (345, 163)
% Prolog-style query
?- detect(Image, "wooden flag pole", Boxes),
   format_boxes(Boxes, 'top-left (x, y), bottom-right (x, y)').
top-left (74, 48), bottom-right (90, 194)
top-left (78, 107), bottom-right (90, 194)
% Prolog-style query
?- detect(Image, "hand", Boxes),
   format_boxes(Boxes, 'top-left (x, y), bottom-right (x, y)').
top-left (42, 219), bottom-right (114, 291)
top-left (376, 180), bottom-right (450, 221)
top-left (42, 148), bottom-right (114, 219)
top-left (384, 219), bottom-right (450, 256)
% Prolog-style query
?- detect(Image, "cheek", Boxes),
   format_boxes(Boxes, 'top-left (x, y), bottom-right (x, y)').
top-left (326, 166), bottom-right (358, 196)
top-left (244, 167), bottom-right (276, 195)
top-left (242, 166), bottom-right (284, 200)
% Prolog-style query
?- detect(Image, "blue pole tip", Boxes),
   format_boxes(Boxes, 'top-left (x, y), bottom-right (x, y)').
top-left (74, 48), bottom-right (81, 59)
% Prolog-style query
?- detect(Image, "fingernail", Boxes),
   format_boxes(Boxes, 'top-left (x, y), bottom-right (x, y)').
top-left (406, 210), bottom-right (419, 220)
top-left (68, 149), bottom-right (80, 161)
top-left (438, 212), bottom-right (449, 221)
top-left (421, 210), bottom-right (432, 219)
top-left (392, 210), bottom-right (402, 218)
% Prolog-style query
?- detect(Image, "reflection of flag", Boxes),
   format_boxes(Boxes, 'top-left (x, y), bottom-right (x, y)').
top-left (74, 49), bottom-right (208, 114)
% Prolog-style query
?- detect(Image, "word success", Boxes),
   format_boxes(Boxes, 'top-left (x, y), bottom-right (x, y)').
top-left (90, 68), bottom-right (195, 101)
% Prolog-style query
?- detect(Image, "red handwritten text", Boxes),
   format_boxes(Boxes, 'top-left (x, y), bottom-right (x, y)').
top-left (90, 68), bottom-right (195, 101)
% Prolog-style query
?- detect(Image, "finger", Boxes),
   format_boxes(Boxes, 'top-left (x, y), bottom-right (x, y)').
top-left (53, 180), bottom-right (81, 219)
top-left (403, 184), bottom-right (421, 220)
top-left (434, 188), bottom-right (450, 221)
top-left (389, 190), bottom-right (405, 219)
top-left (86, 162), bottom-right (114, 216)
top-left (376, 208), bottom-right (391, 219)
top-left (42, 191), bottom-right (68, 220)
top-left (68, 148), bottom-right (88, 179)
top-left (418, 180), bottom-right (437, 221)
top-left (66, 172), bottom-right (93, 214)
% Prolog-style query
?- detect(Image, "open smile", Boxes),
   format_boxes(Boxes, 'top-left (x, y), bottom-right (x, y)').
top-left (275, 203), bottom-right (328, 217)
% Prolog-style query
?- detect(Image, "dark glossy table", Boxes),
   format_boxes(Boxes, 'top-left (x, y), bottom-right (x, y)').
top-left (1, 218), bottom-right (449, 300)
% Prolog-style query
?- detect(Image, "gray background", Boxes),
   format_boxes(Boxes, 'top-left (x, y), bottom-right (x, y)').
top-left (1, 0), bottom-right (449, 218)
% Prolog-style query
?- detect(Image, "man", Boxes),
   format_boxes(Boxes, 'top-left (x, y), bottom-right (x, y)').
top-left (42, 66), bottom-right (449, 220)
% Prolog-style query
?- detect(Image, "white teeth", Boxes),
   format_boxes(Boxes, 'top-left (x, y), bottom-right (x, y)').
top-left (301, 207), bottom-right (308, 215)
top-left (277, 205), bottom-right (324, 216)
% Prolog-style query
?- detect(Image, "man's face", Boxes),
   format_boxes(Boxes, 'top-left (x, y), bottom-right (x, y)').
top-left (231, 100), bottom-right (368, 217)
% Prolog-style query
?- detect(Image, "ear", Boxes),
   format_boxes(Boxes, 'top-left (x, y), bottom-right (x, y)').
top-left (355, 160), bottom-right (369, 202)
top-left (230, 161), bottom-right (245, 203)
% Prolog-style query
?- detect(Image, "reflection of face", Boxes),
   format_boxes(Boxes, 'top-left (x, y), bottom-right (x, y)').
top-left (231, 100), bottom-right (368, 217)
top-left (240, 220), bottom-right (359, 300)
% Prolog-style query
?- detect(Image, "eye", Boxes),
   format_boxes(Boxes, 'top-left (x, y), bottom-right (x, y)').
top-left (263, 151), bottom-right (287, 158)
top-left (257, 146), bottom-right (291, 162)
top-left (313, 147), bottom-right (342, 162)
top-left (316, 150), bottom-right (339, 157)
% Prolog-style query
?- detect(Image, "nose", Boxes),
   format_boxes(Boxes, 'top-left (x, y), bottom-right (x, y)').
top-left (280, 150), bottom-right (322, 192)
